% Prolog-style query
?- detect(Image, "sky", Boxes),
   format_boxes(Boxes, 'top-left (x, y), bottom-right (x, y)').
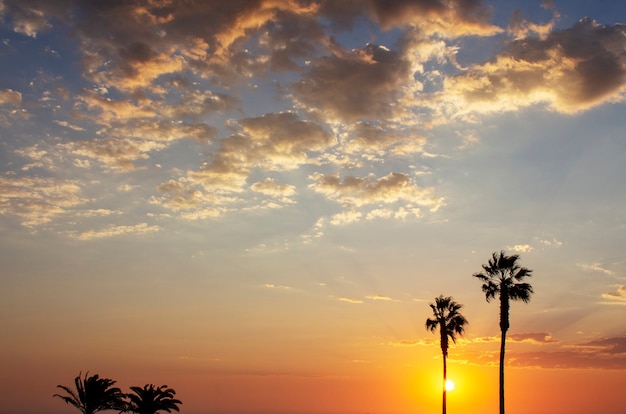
top-left (0, 0), bottom-right (625, 413)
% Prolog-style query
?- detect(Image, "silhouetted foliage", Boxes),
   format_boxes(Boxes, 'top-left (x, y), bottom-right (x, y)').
top-left (53, 372), bottom-right (125, 414)
top-left (474, 251), bottom-right (533, 414)
top-left (426, 295), bottom-right (468, 414)
top-left (125, 384), bottom-right (182, 414)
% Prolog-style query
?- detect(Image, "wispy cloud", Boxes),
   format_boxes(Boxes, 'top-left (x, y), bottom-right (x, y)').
top-left (264, 283), bottom-right (293, 291)
top-left (578, 262), bottom-right (614, 276)
top-left (601, 285), bottom-right (626, 305)
top-left (365, 294), bottom-right (398, 302)
top-left (472, 332), bottom-right (557, 344)
top-left (338, 297), bottom-right (364, 304)
top-left (68, 223), bottom-right (161, 240)
top-left (508, 335), bottom-right (626, 370)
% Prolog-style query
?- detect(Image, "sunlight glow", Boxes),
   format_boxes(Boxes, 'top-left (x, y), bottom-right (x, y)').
top-left (445, 380), bottom-right (455, 392)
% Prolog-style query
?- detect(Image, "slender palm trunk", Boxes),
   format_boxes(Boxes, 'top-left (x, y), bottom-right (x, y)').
top-left (499, 328), bottom-right (506, 414)
top-left (499, 292), bottom-right (509, 414)
top-left (442, 352), bottom-right (447, 414)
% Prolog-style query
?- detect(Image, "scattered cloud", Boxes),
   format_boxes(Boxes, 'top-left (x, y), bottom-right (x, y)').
top-left (68, 223), bottom-right (160, 240)
top-left (264, 283), bottom-right (293, 291)
top-left (388, 339), bottom-right (435, 347)
top-left (508, 335), bottom-right (626, 370)
top-left (0, 89), bottom-right (22, 106)
top-left (508, 332), bottom-right (558, 344)
top-left (250, 178), bottom-right (296, 198)
top-left (365, 294), bottom-right (398, 302)
top-left (473, 332), bottom-right (557, 344)
top-left (507, 244), bottom-right (534, 253)
top-left (0, 175), bottom-right (88, 226)
top-left (539, 238), bottom-right (563, 248)
top-left (309, 172), bottom-right (444, 210)
top-left (578, 262), bottom-right (614, 276)
top-left (338, 297), bottom-right (364, 304)
top-left (601, 285), bottom-right (626, 305)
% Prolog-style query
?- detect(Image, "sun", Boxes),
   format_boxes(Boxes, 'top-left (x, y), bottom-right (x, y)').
top-left (445, 379), bottom-right (455, 391)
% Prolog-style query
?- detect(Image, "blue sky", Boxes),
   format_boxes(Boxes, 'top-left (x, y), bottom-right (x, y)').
top-left (1, 1), bottom-right (625, 413)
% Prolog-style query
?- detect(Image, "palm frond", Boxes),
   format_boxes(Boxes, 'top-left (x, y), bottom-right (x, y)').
top-left (425, 295), bottom-right (468, 351)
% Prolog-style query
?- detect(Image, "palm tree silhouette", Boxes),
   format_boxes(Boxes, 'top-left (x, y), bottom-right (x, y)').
top-left (125, 384), bottom-right (182, 414)
top-left (473, 251), bottom-right (533, 414)
top-left (426, 295), bottom-right (468, 414)
top-left (53, 372), bottom-right (125, 414)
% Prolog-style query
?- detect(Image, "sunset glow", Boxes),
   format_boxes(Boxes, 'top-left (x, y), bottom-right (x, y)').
top-left (1, 1), bottom-right (626, 414)
top-left (445, 380), bottom-right (455, 392)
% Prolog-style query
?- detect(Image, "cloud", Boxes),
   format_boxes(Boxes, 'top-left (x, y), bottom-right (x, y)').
top-left (264, 283), bottom-right (293, 291)
top-left (0, 89), bottom-right (22, 106)
top-left (343, 122), bottom-right (427, 157)
top-left (3, 2), bottom-right (53, 37)
top-left (389, 339), bottom-right (436, 347)
top-left (292, 43), bottom-right (413, 122)
top-left (507, 244), bottom-right (534, 253)
top-left (437, 18), bottom-right (626, 117)
top-left (473, 332), bottom-right (557, 344)
top-left (2, 0), bottom-right (623, 234)
top-left (338, 297), bottom-right (364, 304)
top-left (250, 178), bottom-right (296, 198)
top-left (309, 172), bottom-right (444, 210)
top-left (508, 333), bottom-right (558, 344)
top-left (539, 238), bottom-right (563, 247)
top-left (365, 294), bottom-right (398, 302)
top-left (364, 0), bottom-right (502, 36)
top-left (0, 175), bottom-right (88, 226)
top-left (578, 262), bottom-right (614, 276)
top-left (62, 138), bottom-right (168, 171)
top-left (328, 210), bottom-right (363, 226)
top-left (507, 8), bottom-right (557, 40)
top-left (238, 112), bottom-right (335, 170)
top-left (508, 335), bottom-right (626, 370)
top-left (68, 223), bottom-right (160, 240)
top-left (154, 112), bottom-right (334, 217)
top-left (601, 285), bottom-right (626, 305)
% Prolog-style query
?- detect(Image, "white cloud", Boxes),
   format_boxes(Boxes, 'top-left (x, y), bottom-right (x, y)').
top-left (507, 244), bottom-right (534, 253)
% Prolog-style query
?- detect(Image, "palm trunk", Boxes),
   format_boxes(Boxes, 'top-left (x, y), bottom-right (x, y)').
top-left (499, 328), bottom-right (506, 414)
top-left (443, 352), bottom-right (447, 414)
top-left (499, 293), bottom-right (509, 414)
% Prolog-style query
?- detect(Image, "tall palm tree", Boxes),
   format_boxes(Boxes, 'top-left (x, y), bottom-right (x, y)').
top-left (426, 295), bottom-right (468, 414)
top-left (473, 251), bottom-right (533, 414)
top-left (53, 372), bottom-right (125, 414)
top-left (125, 384), bottom-right (182, 414)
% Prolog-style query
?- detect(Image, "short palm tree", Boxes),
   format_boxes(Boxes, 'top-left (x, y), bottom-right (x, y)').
top-left (125, 384), bottom-right (182, 414)
top-left (53, 372), bottom-right (125, 414)
top-left (426, 295), bottom-right (468, 414)
top-left (473, 251), bottom-right (533, 414)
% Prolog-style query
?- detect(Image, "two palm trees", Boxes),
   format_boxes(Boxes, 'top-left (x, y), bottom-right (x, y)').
top-left (54, 372), bottom-right (182, 414)
top-left (426, 250), bottom-right (533, 414)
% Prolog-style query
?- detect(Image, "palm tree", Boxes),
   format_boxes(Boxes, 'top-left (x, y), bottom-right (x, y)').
top-left (426, 295), bottom-right (468, 414)
top-left (53, 372), bottom-right (125, 414)
top-left (473, 251), bottom-right (533, 414)
top-left (125, 384), bottom-right (182, 414)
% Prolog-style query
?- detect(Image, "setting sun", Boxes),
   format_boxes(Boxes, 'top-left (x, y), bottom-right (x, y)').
top-left (445, 380), bottom-right (455, 392)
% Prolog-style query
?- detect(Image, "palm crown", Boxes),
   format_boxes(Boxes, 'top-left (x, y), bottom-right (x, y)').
top-left (426, 295), bottom-right (468, 357)
top-left (473, 251), bottom-right (533, 332)
top-left (125, 384), bottom-right (182, 414)
top-left (53, 372), bottom-right (125, 414)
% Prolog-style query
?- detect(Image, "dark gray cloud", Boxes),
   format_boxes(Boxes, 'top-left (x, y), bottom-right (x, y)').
top-left (292, 43), bottom-right (412, 122)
